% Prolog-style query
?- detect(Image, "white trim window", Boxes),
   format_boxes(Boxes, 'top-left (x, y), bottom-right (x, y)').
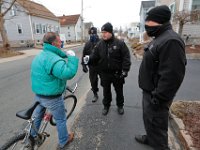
top-left (36, 24), bottom-right (42, 34)
top-left (192, 0), bottom-right (200, 10)
top-left (10, 6), bottom-right (16, 16)
top-left (17, 24), bottom-right (23, 34)
top-left (42, 25), bottom-right (46, 34)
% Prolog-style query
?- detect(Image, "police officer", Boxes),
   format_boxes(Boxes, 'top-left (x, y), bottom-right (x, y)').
top-left (81, 27), bottom-right (100, 102)
top-left (135, 5), bottom-right (187, 150)
top-left (84, 22), bottom-right (131, 115)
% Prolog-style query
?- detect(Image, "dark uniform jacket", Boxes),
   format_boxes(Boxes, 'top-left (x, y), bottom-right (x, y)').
top-left (89, 37), bottom-right (131, 73)
top-left (139, 23), bottom-right (187, 102)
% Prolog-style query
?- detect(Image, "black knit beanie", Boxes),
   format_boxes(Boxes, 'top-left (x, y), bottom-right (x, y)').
top-left (101, 22), bottom-right (113, 33)
top-left (145, 5), bottom-right (171, 24)
top-left (88, 27), bottom-right (97, 34)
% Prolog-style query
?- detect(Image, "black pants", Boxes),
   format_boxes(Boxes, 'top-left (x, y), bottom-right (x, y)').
top-left (100, 72), bottom-right (125, 108)
top-left (142, 91), bottom-right (172, 150)
top-left (89, 67), bottom-right (99, 93)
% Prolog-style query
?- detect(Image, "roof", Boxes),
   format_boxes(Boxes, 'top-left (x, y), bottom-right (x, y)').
top-left (140, 1), bottom-right (155, 15)
top-left (16, 0), bottom-right (58, 21)
top-left (58, 14), bottom-right (80, 26)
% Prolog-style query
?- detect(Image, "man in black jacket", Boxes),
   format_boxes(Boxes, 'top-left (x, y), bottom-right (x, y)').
top-left (82, 27), bottom-right (100, 102)
top-left (135, 5), bottom-right (187, 150)
top-left (83, 22), bottom-right (131, 115)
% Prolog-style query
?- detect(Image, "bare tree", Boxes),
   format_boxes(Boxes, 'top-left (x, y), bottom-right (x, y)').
top-left (173, 10), bottom-right (200, 36)
top-left (0, 0), bottom-right (17, 50)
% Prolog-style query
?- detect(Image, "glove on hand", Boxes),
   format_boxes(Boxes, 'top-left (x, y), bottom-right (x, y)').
top-left (82, 65), bottom-right (88, 73)
top-left (83, 55), bottom-right (90, 64)
top-left (66, 50), bottom-right (75, 56)
top-left (120, 71), bottom-right (128, 78)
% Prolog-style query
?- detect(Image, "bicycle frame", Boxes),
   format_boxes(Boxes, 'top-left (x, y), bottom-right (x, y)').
top-left (1, 83), bottom-right (78, 150)
top-left (18, 109), bottom-right (51, 149)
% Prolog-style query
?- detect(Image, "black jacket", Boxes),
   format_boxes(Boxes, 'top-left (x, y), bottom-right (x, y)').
top-left (139, 23), bottom-right (187, 102)
top-left (89, 37), bottom-right (131, 73)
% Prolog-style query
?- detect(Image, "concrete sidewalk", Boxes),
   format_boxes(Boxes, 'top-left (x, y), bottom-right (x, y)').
top-left (0, 43), bottom-right (82, 64)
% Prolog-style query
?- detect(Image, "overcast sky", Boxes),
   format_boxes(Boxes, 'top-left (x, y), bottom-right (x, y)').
top-left (33, 0), bottom-right (144, 29)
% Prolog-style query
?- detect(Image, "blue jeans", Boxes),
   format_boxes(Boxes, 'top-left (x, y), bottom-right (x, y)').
top-left (31, 95), bottom-right (68, 147)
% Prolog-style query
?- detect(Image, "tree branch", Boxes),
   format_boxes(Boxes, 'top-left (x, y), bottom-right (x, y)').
top-left (2, 0), bottom-right (17, 16)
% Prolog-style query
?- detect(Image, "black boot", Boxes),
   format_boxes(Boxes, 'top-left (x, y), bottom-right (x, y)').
top-left (92, 93), bottom-right (98, 103)
top-left (135, 135), bottom-right (149, 145)
top-left (102, 107), bottom-right (109, 116)
top-left (117, 107), bottom-right (124, 115)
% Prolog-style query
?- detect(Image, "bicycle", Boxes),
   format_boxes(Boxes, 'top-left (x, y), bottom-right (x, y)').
top-left (0, 83), bottom-right (78, 150)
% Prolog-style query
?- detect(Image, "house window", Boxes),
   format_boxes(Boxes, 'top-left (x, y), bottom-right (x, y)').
top-left (68, 32), bottom-right (71, 37)
top-left (55, 26), bottom-right (59, 33)
top-left (36, 24), bottom-right (42, 34)
top-left (17, 24), bottom-right (23, 34)
top-left (42, 25), bottom-right (46, 33)
top-left (68, 26), bottom-right (70, 29)
top-left (47, 24), bottom-right (52, 32)
top-left (10, 6), bottom-right (16, 16)
top-left (192, 0), bottom-right (200, 10)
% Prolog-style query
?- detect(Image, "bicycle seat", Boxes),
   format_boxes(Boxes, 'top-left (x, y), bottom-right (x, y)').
top-left (16, 102), bottom-right (40, 120)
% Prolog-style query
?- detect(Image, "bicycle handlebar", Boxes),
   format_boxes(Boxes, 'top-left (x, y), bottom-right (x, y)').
top-left (66, 83), bottom-right (77, 94)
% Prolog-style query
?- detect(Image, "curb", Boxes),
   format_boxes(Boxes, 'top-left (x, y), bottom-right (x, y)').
top-left (169, 113), bottom-right (198, 150)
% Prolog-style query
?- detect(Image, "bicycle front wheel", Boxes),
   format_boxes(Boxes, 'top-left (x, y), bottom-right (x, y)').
top-left (1, 132), bottom-right (26, 150)
top-left (50, 95), bottom-right (77, 126)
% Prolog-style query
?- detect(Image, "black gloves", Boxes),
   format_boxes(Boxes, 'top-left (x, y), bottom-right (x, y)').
top-left (120, 71), bottom-right (128, 78)
top-left (114, 71), bottom-right (128, 79)
top-left (82, 65), bottom-right (88, 73)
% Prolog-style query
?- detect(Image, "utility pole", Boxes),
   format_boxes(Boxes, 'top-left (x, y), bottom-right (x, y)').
top-left (81, 0), bottom-right (84, 45)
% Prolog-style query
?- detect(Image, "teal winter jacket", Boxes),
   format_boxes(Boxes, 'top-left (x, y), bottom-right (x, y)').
top-left (31, 43), bottom-right (79, 96)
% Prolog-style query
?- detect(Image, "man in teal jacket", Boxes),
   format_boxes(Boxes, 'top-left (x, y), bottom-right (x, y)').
top-left (30, 32), bottom-right (79, 150)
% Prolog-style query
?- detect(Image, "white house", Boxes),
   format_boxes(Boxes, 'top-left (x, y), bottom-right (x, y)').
top-left (0, 0), bottom-right (60, 47)
top-left (58, 14), bottom-right (82, 42)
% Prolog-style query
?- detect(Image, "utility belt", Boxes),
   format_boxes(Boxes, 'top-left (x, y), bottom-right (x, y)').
top-left (36, 94), bottom-right (62, 99)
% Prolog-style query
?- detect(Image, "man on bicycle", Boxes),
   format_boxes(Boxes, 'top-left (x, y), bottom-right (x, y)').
top-left (30, 32), bottom-right (79, 150)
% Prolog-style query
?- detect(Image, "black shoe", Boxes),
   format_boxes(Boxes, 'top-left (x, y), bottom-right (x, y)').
top-left (102, 107), bottom-right (109, 116)
top-left (135, 135), bottom-right (149, 145)
top-left (117, 107), bottom-right (124, 115)
top-left (92, 93), bottom-right (98, 103)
